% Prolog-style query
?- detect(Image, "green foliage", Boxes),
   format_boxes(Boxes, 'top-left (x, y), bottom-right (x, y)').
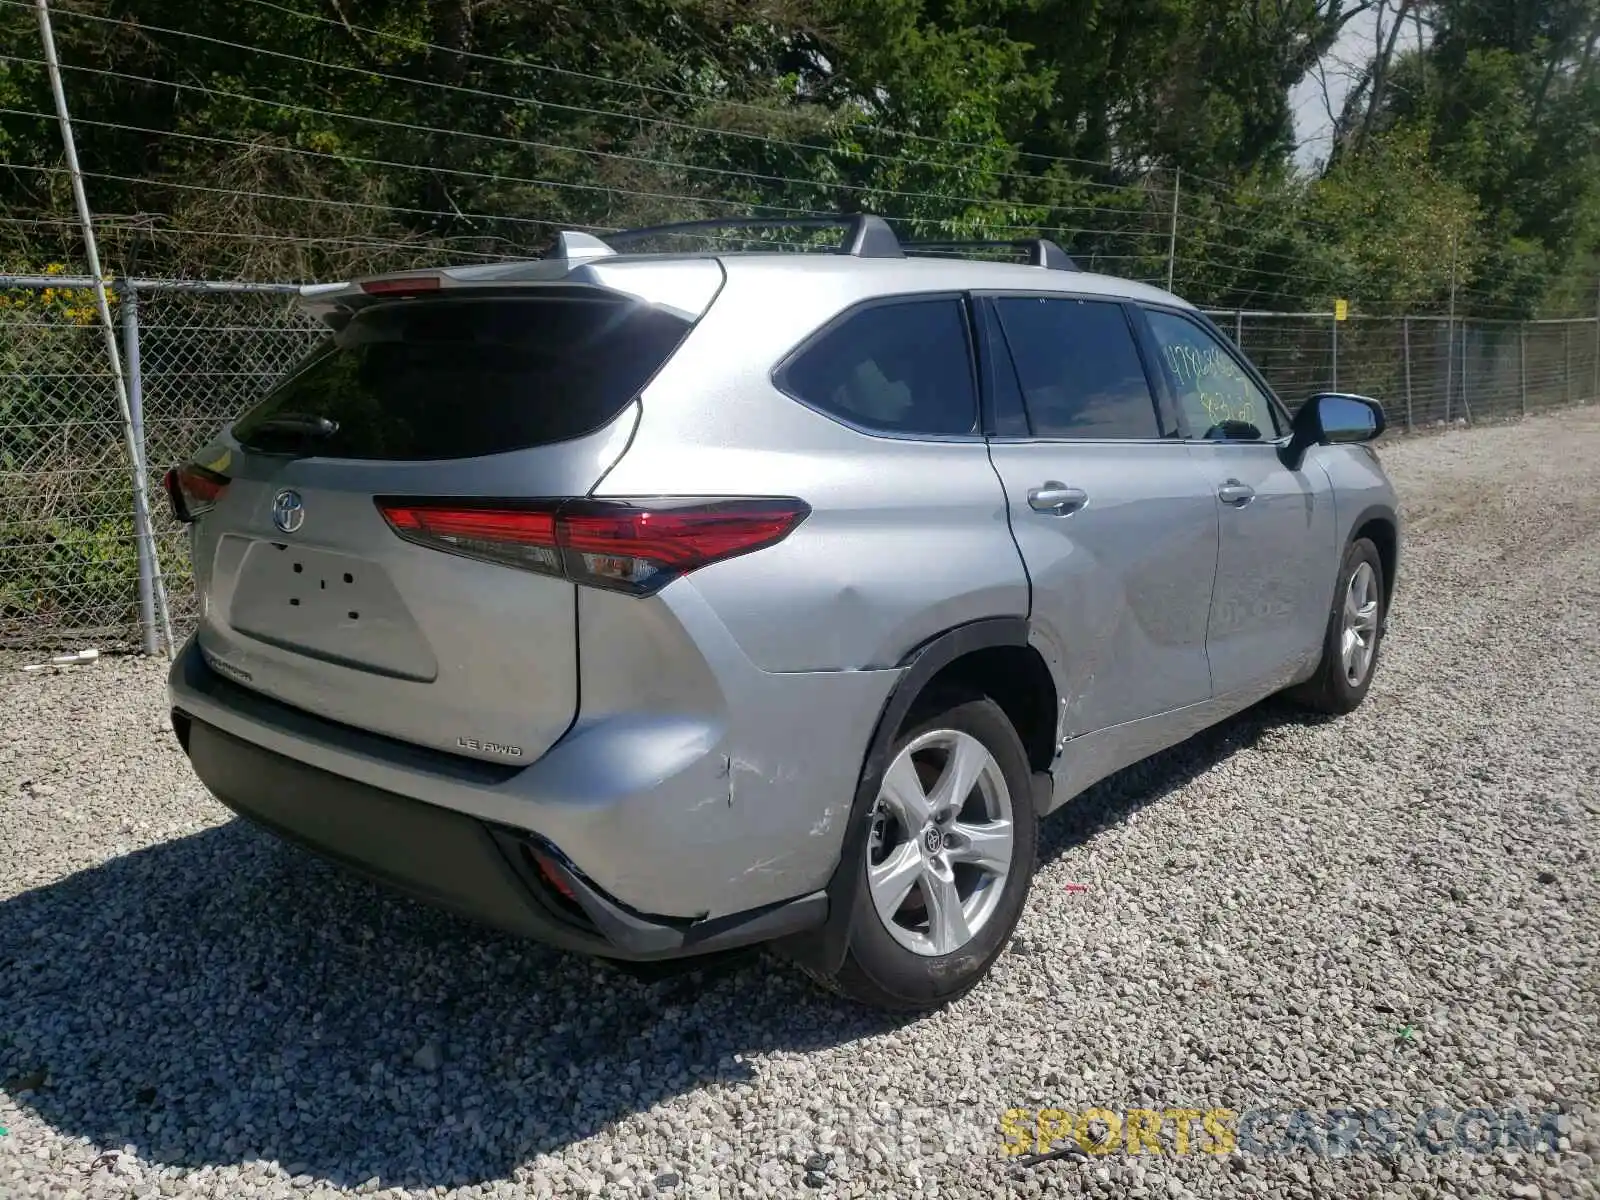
top-left (0, 0), bottom-right (1595, 316)
top-left (1310, 125), bottom-right (1482, 310)
top-left (0, 514), bottom-right (141, 630)
top-left (1372, 1), bottom-right (1600, 315)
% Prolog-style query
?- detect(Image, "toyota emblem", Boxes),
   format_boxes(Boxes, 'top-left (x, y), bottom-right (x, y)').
top-left (272, 489), bottom-right (305, 534)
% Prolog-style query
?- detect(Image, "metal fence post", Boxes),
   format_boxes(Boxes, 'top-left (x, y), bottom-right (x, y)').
top-left (36, 0), bottom-right (174, 657)
top-left (1460, 322), bottom-right (1472, 423)
top-left (1565, 324), bottom-right (1572, 406)
top-left (1444, 317), bottom-right (1453, 424)
top-left (1235, 309), bottom-right (1243, 348)
top-left (1331, 313), bottom-right (1339, 391)
top-left (1165, 168), bottom-right (1180, 293)
top-left (1519, 322), bottom-right (1527, 418)
top-left (116, 279), bottom-right (159, 656)
top-left (1402, 317), bottom-right (1413, 430)
top-left (1445, 233), bottom-right (1457, 423)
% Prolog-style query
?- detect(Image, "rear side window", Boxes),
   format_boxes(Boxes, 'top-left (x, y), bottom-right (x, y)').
top-left (993, 297), bottom-right (1161, 439)
top-left (232, 295), bottom-right (691, 460)
top-left (777, 297), bottom-right (978, 437)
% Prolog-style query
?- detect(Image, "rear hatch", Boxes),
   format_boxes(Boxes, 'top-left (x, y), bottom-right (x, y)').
top-left (181, 259), bottom-right (723, 765)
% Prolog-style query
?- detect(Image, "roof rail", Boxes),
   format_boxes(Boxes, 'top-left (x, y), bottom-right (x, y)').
top-left (600, 214), bottom-right (904, 259)
top-left (901, 238), bottom-right (1080, 272)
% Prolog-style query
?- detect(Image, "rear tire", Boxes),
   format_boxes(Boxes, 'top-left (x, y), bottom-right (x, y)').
top-left (1287, 537), bottom-right (1385, 715)
top-left (812, 690), bottom-right (1038, 1012)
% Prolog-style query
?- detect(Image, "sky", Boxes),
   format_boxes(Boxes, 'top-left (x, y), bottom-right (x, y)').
top-left (1289, 4), bottom-right (1424, 170)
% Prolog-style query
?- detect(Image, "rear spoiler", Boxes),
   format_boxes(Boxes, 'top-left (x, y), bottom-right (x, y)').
top-left (298, 231), bottom-right (721, 329)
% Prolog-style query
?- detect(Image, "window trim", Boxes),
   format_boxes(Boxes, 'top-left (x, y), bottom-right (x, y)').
top-left (974, 291), bottom-right (1180, 444)
top-left (769, 292), bottom-right (984, 442)
top-left (1132, 303), bottom-right (1294, 443)
top-left (969, 293), bottom-right (1032, 438)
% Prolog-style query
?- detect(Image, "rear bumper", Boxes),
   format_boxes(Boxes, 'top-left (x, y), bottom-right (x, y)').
top-left (176, 709), bottom-right (826, 961)
top-left (168, 629), bottom-right (897, 945)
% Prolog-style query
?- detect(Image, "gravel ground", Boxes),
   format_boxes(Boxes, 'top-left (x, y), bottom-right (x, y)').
top-left (2, 410), bottom-right (1597, 1200)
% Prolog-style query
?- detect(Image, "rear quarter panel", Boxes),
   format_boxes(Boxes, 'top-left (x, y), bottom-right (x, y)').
top-left (594, 263), bottom-right (1030, 673)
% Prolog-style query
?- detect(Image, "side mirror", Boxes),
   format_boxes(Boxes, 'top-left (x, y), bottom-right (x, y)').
top-left (1279, 392), bottom-right (1386, 470)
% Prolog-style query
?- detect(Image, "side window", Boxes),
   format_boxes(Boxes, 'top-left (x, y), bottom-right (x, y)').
top-left (1143, 309), bottom-right (1280, 440)
top-left (778, 298), bottom-right (978, 436)
top-left (992, 297), bottom-right (1161, 439)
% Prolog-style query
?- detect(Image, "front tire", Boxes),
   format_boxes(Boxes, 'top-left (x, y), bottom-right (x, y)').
top-left (1288, 536), bottom-right (1386, 715)
top-left (812, 691), bottom-right (1038, 1012)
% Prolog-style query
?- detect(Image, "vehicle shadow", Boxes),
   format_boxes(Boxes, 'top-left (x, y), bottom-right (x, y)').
top-left (0, 697), bottom-right (1326, 1189)
top-left (0, 821), bottom-right (900, 1190)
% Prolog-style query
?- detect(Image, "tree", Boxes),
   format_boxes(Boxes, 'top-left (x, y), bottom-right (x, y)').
top-left (1, 0), bottom-right (1595, 318)
top-left (1334, 0), bottom-right (1600, 314)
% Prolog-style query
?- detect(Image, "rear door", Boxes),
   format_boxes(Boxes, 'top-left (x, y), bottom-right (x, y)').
top-left (185, 276), bottom-right (711, 765)
top-left (1135, 305), bottom-right (1337, 698)
top-left (979, 294), bottom-right (1220, 737)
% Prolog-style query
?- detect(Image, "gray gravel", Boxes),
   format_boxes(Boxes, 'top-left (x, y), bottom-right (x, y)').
top-left (3, 410), bottom-right (1598, 1200)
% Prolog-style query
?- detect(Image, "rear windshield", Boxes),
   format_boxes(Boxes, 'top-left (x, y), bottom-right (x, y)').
top-left (232, 294), bottom-right (692, 460)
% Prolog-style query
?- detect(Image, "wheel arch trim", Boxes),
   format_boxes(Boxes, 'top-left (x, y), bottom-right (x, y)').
top-left (780, 616), bottom-right (1039, 974)
top-left (1345, 501), bottom-right (1400, 613)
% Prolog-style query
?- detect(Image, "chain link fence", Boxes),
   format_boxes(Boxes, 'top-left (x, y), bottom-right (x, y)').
top-left (1223, 312), bottom-right (1600, 427)
top-left (132, 286), bottom-right (321, 644)
top-left (2, 275), bottom-right (1597, 653)
top-left (0, 280), bottom-right (133, 646)
top-left (0, 278), bottom-right (319, 651)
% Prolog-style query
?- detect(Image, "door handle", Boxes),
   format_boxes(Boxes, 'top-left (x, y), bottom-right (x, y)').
top-left (1027, 482), bottom-right (1089, 514)
top-left (1217, 480), bottom-right (1255, 506)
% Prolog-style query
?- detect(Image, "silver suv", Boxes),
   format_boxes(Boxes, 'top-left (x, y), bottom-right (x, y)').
top-left (165, 215), bottom-right (1398, 1011)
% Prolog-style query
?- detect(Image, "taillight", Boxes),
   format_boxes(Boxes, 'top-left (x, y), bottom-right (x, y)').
top-left (377, 505), bottom-right (562, 575)
top-left (163, 463), bottom-right (229, 523)
top-left (375, 497), bottom-right (810, 596)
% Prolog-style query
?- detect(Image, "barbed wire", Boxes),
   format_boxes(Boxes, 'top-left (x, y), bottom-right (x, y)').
top-left (2, 4), bottom-right (1168, 202)
top-left (14, 174), bottom-right (1162, 277)
top-left (2, 3), bottom-right (1583, 318)
top-left (232, 0), bottom-right (1179, 181)
top-left (0, 35), bottom-right (1424, 305)
top-left (0, 213), bottom-right (521, 269)
top-left (0, 88), bottom-right (1170, 230)
top-left (0, 0), bottom-right (1373, 244)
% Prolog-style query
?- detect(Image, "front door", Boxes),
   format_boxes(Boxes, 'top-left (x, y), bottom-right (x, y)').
top-left (1137, 306), bottom-right (1337, 699)
top-left (978, 294), bottom-right (1220, 738)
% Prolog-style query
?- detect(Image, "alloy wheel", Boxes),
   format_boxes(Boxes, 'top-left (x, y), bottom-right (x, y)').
top-left (1340, 560), bottom-right (1380, 686)
top-left (865, 729), bottom-right (1015, 957)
